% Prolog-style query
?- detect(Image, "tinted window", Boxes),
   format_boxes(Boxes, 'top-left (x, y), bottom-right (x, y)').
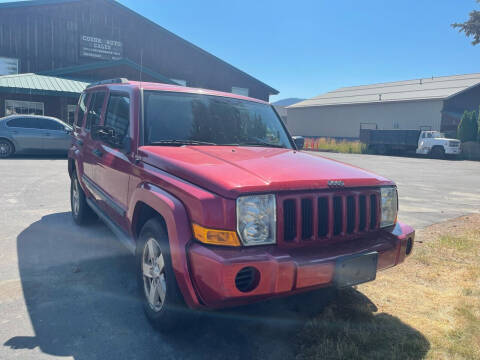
top-left (36, 119), bottom-right (64, 131)
top-left (76, 93), bottom-right (87, 127)
top-left (86, 92), bottom-right (105, 130)
top-left (105, 94), bottom-right (130, 146)
top-left (144, 92), bottom-right (292, 148)
top-left (7, 117), bottom-right (35, 128)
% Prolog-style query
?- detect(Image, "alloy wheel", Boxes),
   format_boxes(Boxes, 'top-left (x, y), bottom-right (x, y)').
top-left (142, 238), bottom-right (167, 312)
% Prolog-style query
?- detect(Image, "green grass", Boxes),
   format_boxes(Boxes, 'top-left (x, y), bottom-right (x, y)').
top-left (304, 137), bottom-right (367, 154)
top-left (295, 227), bottom-right (480, 360)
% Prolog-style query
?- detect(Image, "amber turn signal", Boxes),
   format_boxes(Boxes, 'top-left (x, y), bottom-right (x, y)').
top-left (192, 223), bottom-right (241, 247)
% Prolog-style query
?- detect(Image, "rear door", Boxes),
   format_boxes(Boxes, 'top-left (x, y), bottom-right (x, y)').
top-left (82, 90), bottom-right (107, 188)
top-left (94, 91), bottom-right (133, 230)
top-left (5, 117), bottom-right (44, 152)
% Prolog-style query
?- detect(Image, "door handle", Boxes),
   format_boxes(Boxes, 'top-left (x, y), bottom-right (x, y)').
top-left (92, 149), bottom-right (103, 158)
top-left (43, 133), bottom-right (51, 137)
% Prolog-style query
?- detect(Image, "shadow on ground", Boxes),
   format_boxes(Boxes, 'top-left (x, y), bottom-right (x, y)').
top-left (4, 213), bottom-right (429, 360)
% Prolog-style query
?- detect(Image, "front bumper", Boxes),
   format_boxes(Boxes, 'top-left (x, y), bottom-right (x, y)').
top-left (187, 221), bottom-right (414, 309)
top-left (445, 146), bottom-right (461, 155)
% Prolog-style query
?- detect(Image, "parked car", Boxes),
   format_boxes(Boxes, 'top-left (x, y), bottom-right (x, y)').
top-left (0, 115), bottom-right (72, 158)
top-left (68, 78), bottom-right (415, 331)
top-left (360, 125), bottom-right (461, 158)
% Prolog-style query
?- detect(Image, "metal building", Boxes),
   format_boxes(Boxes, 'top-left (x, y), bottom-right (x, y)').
top-left (287, 73), bottom-right (480, 139)
top-left (0, 0), bottom-right (278, 123)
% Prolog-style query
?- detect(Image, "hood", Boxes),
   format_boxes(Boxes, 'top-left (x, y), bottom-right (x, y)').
top-left (139, 146), bottom-right (393, 198)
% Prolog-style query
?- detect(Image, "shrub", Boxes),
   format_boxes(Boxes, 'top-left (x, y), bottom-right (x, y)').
top-left (457, 110), bottom-right (478, 143)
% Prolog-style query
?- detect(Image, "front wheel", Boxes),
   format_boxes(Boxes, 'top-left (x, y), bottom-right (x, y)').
top-left (430, 146), bottom-right (445, 159)
top-left (136, 218), bottom-right (186, 331)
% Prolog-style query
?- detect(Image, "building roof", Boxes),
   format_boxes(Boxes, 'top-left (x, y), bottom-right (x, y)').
top-left (289, 73), bottom-right (480, 108)
top-left (38, 58), bottom-right (177, 84)
top-left (0, 73), bottom-right (88, 97)
top-left (0, 0), bottom-right (279, 96)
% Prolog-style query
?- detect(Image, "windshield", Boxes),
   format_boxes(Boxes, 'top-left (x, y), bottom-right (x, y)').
top-left (143, 91), bottom-right (293, 148)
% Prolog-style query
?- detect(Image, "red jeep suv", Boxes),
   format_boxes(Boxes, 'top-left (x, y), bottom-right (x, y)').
top-left (68, 78), bottom-right (414, 330)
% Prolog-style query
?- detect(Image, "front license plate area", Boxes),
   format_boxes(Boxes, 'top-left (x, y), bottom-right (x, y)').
top-left (334, 252), bottom-right (378, 288)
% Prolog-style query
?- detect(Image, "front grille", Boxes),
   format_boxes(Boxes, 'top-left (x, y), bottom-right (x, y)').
top-left (278, 189), bottom-right (380, 246)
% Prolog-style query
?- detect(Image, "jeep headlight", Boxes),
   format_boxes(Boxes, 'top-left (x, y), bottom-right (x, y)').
top-left (236, 194), bottom-right (276, 246)
top-left (381, 187), bottom-right (398, 228)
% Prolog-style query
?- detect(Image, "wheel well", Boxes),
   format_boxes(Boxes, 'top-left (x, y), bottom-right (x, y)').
top-left (68, 159), bottom-right (76, 178)
top-left (132, 201), bottom-right (167, 239)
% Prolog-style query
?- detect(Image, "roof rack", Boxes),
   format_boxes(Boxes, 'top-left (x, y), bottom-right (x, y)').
top-left (87, 78), bottom-right (129, 88)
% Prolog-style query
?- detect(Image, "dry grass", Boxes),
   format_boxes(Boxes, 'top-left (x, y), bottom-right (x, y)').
top-left (304, 137), bottom-right (367, 154)
top-left (296, 215), bottom-right (480, 360)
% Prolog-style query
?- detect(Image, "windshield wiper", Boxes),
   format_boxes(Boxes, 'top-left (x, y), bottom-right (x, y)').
top-left (150, 140), bottom-right (217, 146)
top-left (236, 141), bottom-right (286, 149)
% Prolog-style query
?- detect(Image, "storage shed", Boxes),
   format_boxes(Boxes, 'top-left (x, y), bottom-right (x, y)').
top-left (287, 73), bottom-right (480, 139)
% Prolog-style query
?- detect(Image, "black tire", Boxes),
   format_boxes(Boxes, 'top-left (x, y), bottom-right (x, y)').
top-left (0, 138), bottom-right (14, 158)
top-left (430, 146), bottom-right (445, 159)
top-left (136, 218), bottom-right (187, 331)
top-left (70, 171), bottom-right (95, 225)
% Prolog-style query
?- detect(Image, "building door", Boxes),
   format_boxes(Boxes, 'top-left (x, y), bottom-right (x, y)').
top-left (67, 105), bottom-right (77, 125)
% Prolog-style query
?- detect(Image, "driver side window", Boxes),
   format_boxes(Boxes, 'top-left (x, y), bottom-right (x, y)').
top-left (104, 93), bottom-right (130, 148)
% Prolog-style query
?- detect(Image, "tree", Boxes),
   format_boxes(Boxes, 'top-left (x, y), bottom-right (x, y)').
top-left (478, 107), bottom-right (480, 142)
top-left (457, 110), bottom-right (478, 142)
top-left (452, 1), bottom-right (480, 45)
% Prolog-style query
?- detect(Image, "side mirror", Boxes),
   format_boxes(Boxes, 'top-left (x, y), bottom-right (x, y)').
top-left (292, 136), bottom-right (304, 150)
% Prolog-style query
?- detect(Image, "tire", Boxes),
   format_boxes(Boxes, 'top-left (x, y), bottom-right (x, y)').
top-left (70, 171), bottom-right (95, 225)
top-left (136, 218), bottom-right (187, 331)
top-left (430, 146), bottom-right (445, 159)
top-left (0, 138), bottom-right (14, 158)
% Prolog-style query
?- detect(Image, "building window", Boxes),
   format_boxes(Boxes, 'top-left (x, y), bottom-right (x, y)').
top-left (232, 86), bottom-right (249, 97)
top-left (67, 105), bottom-right (77, 125)
top-left (5, 100), bottom-right (44, 116)
top-left (0, 57), bottom-right (19, 75)
top-left (171, 79), bottom-right (187, 86)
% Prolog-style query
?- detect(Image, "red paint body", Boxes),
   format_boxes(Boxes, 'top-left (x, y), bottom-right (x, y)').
top-left (69, 80), bottom-right (415, 310)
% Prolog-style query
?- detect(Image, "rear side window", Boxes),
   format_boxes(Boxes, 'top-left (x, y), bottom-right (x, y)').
top-left (86, 91), bottom-right (105, 130)
top-left (105, 93), bottom-right (130, 146)
top-left (7, 118), bottom-right (34, 128)
top-left (75, 93), bottom-right (87, 127)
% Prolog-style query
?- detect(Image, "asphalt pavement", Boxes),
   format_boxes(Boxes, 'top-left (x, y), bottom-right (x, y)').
top-left (0, 154), bottom-right (478, 359)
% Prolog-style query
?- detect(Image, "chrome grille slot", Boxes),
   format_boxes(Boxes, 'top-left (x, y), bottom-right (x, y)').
top-left (359, 195), bottom-right (367, 231)
top-left (370, 194), bottom-right (377, 229)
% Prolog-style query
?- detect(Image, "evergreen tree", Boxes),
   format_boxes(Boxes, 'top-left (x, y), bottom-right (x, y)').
top-left (457, 110), bottom-right (477, 142)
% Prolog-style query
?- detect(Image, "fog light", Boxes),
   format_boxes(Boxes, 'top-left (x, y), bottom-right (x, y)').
top-left (235, 267), bottom-right (260, 293)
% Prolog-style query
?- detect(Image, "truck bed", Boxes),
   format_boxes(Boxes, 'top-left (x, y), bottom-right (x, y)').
top-left (359, 129), bottom-right (421, 147)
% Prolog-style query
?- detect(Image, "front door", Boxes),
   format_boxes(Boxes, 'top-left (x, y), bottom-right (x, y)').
top-left (37, 118), bottom-right (71, 152)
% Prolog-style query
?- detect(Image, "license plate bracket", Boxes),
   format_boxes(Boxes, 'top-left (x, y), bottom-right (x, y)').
top-left (334, 252), bottom-right (378, 288)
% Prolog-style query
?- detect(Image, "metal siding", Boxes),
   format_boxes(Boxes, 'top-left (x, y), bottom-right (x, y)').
top-left (286, 100), bottom-right (444, 138)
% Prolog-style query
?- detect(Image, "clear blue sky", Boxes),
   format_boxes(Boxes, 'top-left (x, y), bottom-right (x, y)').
top-left (3, 0), bottom-right (479, 101)
top-left (117, 0), bottom-right (479, 101)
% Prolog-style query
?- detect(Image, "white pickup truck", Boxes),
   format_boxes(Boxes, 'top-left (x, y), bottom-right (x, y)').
top-left (360, 128), bottom-right (461, 158)
top-left (415, 131), bottom-right (461, 157)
